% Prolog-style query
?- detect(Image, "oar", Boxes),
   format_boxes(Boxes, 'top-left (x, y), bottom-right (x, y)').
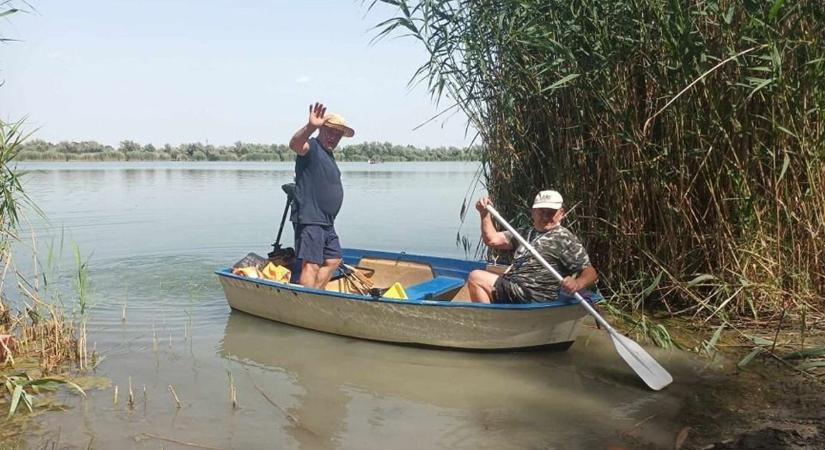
top-left (485, 204), bottom-right (673, 391)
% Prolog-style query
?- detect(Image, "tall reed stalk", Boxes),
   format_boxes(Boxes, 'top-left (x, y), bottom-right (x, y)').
top-left (373, 0), bottom-right (825, 328)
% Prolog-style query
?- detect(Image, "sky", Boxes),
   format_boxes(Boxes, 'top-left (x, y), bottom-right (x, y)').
top-left (0, 0), bottom-right (473, 148)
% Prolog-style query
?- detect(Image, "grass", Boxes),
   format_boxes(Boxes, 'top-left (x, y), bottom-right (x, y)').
top-left (371, 1), bottom-right (825, 357)
top-left (0, 118), bottom-right (94, 424)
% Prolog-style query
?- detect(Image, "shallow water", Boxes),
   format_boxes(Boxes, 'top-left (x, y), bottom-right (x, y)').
top-left (12, 161), bottom-right (717, 449)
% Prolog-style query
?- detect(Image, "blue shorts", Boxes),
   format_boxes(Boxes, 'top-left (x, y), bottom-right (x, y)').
top-left (294, 223), bottom-right (342, 265)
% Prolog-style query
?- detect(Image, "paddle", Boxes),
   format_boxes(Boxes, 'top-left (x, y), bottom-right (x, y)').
top-left (485, 204), bottom-right (673, 391)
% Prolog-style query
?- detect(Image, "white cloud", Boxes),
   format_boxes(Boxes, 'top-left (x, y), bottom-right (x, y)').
top-left (296, 75), bottom-right (310, 84)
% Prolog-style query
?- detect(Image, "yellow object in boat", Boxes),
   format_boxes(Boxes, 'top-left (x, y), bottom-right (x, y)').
top-left (383, 282), bottom-right (407, 300)
top-left (261, 262), bottom-right (291, 282)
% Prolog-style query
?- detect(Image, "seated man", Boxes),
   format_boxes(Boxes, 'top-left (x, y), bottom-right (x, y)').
top-left (467, 190), bottom-right (598, 303)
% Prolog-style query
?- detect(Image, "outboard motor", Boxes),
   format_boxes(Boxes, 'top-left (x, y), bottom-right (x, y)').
top-left (268, 183), bottom-right (297, 265)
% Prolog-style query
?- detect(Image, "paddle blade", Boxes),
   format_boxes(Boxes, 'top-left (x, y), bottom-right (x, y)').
top-left (610, 331), bottom-right (673, 391)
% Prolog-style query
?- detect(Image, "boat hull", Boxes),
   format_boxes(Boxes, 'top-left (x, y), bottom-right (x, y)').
top-left (217, 272), bottom-right (591, 350)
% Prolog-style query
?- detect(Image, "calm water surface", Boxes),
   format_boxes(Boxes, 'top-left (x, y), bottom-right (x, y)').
top-left (14, 161), bottom-right (710, 449)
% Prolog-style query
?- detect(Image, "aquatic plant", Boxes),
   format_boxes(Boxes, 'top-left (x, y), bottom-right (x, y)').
top-left (0, 119), bottom-right (38, 232)
top-left (372, 0), bottom-right (825, 341)
top-left (1, 119), bottom-right (80, 367)
top-left (3, 371), bottom-right (85, 418)
top-left (0, 122), bottom-right (93, 424)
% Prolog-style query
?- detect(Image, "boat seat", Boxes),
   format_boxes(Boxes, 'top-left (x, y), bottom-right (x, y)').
top-left (405, 276), bottom-right (465, 300)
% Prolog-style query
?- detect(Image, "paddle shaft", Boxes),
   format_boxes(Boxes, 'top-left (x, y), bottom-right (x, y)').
top-left (484, 206), bottom-right (617, 333)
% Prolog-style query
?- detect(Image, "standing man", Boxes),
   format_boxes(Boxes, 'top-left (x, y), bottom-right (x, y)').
top-left (467, 190), bottom-right (598, 303)
top-left (288, 102), bottom-right (354, 288)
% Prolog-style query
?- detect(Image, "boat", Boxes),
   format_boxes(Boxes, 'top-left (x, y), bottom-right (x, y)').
top-left (216, 248), bottom-right (602, 350)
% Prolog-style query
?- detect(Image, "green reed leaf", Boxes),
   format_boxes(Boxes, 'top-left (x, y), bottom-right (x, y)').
top-left (795, 361), bottom-right (825, 372)
top-left (768, 0), bottom-right (786, 21)
top-left (686, 274), bottom-right (716, 287)
top-left (738, 347), bottom-right (763, 369)
top-left (783, 347), bottom-right (825, 360)
top-left (777, 152), bottom-right (790, 183)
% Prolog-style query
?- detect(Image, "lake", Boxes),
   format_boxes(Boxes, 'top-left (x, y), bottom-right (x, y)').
top-left (12, 161), bottom-right (706, 449)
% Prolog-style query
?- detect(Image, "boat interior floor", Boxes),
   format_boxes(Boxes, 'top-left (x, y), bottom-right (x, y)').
top-left (324, 257), bottom-right (472, 302)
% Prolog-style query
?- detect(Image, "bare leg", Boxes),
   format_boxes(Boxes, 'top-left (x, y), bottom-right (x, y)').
top-left (314, 258), bottom-right (342, 289)
top-left (299, 261), bottom-right (321, 288)
top-left (467, 270), bottom-right (499, 303)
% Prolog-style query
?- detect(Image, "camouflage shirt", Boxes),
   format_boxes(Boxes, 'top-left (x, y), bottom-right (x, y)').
top-left (502, 226), bottom-right (591, 302)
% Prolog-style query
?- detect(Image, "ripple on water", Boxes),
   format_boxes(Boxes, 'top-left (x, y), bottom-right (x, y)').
top-left (85, 253), bottom-right (232, 346)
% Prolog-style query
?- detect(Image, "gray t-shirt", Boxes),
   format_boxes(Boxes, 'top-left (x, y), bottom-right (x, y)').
top-left (290, 137), bottom-right (344, 226)
top-left (502, 226), bottom-right (591, 301)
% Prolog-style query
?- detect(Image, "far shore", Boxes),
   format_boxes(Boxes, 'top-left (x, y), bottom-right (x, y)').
top-left (16, 139), bottom-right (482, 163)
top-left (15, 158), bottom-right (480, 163)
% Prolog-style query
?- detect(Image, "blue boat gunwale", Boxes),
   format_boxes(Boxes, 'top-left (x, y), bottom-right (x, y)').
top-left (216, 247), bottom-right (602, 310)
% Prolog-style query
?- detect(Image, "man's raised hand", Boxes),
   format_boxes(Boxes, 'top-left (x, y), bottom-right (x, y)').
top-left (308, 102), bottom-right (327, 128)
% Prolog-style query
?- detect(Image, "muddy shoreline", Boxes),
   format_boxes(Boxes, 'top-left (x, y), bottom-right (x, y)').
top-left (614, 336), bottom-right (825, 450)
top-left (684, 364), bottom-right (824, 450)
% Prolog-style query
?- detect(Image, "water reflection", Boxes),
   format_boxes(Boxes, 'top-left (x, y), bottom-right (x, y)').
top-left (218, 311), bottom-right (685, 449)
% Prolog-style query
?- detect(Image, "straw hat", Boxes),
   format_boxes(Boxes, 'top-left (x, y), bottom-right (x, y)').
top-left (323, 113), bottom-right (355, 138)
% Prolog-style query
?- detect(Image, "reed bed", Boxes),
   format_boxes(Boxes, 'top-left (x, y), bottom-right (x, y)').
top-left (1, 118), bottom-right (92, 420)
top-left (373, 1), bottom-right (825, 342)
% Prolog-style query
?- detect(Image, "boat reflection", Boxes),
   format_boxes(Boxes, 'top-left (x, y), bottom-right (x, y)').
top-left (218, 310), bottom-right (681, 449)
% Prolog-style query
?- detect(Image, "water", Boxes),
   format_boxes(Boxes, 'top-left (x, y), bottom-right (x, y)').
top-left (13, 161), bottom-right (710, 449)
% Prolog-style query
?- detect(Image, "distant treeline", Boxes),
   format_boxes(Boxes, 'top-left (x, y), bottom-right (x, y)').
top-left (16, 140), bottom-right (481, 162)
